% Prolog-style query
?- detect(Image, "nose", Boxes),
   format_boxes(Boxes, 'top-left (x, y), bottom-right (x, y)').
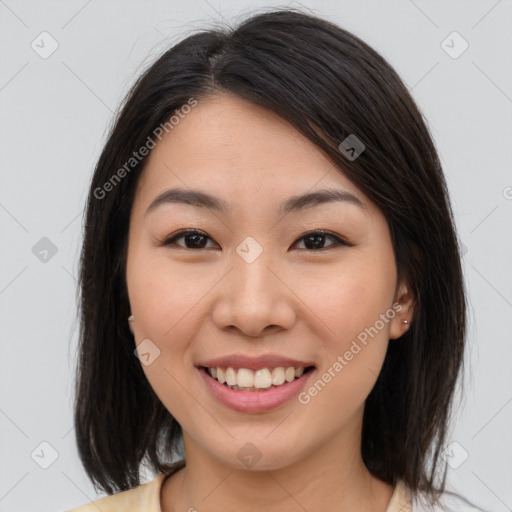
top-left (211, 248), bottom-right (296, 338)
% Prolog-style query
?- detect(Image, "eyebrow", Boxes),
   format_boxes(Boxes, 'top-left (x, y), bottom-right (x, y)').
top-left (145, 187), bottom-right (365, 216)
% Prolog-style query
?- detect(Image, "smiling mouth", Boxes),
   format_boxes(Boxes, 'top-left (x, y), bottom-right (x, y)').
top-left (200, 365), bottom-right (315, 392)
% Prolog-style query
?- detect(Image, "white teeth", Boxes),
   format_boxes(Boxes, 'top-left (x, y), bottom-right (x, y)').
top-left (225, 367), bottom-right (237, 386)
top-left (237, 368), bottom-right (254, 388)
top-left (254, 369), bottom-right (272, 388)
top-left (271, 367), bottom-right (285, 385)
top-left (285, 367), bottom-right (295, 382)
top-left (206, 365), bottom-right (310, 390)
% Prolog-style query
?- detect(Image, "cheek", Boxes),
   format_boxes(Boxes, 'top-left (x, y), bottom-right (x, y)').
top-left (126, 254), bottom-right (204, 417)
top-left (127, 251), bottom-right (209, 338)
top-left (299, 268), bottom-right (394, 423)
top-left (299, 256), bottom-right (396, 345)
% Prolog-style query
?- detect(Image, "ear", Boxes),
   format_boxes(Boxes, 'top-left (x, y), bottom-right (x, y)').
top-left (389, 281), bottom-right (415, 340)
top-left (128, 315), bottom-right (135, 335)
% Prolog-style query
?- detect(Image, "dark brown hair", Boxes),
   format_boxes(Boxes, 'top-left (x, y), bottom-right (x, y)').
top-left (74, 7), bottom-right (467, 506)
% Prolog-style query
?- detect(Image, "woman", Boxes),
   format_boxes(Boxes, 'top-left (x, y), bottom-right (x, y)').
top-left (67, 8), bottom-right (485, 512)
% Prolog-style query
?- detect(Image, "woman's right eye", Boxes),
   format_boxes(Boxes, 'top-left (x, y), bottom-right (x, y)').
top-left (162, 229), bottom-right (218, 250)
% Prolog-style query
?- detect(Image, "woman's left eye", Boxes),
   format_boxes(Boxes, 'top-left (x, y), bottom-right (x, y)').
top-left (161, 229), bottom-right (353, 251)
top-left (292, 230), bottom-right (352, 250)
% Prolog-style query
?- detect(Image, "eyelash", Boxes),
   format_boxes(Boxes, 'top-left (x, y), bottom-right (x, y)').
top-left (160, 229), bottom-right (355, 252)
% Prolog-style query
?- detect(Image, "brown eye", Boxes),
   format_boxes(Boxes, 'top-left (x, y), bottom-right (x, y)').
top-left (292, 230), bottom-right (353, 251)
top-left (163, 229), bottom-right (218, 249)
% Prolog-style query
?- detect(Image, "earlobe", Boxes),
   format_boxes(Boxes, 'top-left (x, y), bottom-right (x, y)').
top-left (128, 314), bottom-right (135, 335)
top-left (389, 282), bottom-right (414, 340)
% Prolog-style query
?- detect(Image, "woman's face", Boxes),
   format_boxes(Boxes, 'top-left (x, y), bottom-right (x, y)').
top-left (126, 92), bottom-right (412, 470)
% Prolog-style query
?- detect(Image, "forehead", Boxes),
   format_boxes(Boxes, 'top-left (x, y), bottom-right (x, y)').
top-left (133, 92), bottom-right (373, 218)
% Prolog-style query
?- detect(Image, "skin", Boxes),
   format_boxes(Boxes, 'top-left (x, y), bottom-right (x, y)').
top-left (126, 92), bottom-right (414, 512)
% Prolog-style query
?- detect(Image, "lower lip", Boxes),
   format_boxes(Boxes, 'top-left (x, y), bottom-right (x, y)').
top-left (198, 367), bottom-right (315, 413)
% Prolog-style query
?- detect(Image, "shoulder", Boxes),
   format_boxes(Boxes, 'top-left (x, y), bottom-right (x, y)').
top-left (389, 480), bottom-right (488, 512)
top-left (411, 486), bottom-right (489, 512)
top-left (65, 472), bottom-right (168, 512)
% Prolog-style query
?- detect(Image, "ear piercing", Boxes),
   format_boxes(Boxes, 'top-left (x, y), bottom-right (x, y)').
top-left (402, 319), bottom-right (409, 325)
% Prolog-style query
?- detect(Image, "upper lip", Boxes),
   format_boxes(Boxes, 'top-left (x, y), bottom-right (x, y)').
top-left (197, 353), bottom-right (316, 370)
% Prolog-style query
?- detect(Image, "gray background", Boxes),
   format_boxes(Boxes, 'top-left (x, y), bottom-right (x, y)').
top-left (1, 1), bottom-right (511, 511)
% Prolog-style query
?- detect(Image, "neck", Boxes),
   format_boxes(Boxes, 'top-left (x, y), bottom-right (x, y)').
top-left (162, 420), bottom-right (395, 512)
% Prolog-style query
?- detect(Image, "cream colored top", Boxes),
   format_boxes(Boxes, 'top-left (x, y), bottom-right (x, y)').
top-left (66, 472), bottom-right (169, 512)
top-left (65, 473), bottom-right (482, 512)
